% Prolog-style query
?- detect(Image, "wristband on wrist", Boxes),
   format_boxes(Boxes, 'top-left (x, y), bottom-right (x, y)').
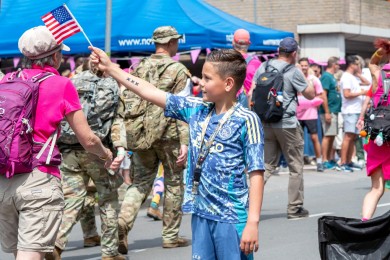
top-left (99, 148), bottom-right (110, 161)
top-left (359, 116), bottom-right (364, 120)
top-left (117, 150), bottom-right (127, 156)
top-left (374, 50), bottom-right (383, 59)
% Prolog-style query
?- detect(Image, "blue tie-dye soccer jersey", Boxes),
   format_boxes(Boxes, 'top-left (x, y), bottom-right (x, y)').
top-left (164, 94), bottom-right (264, 224)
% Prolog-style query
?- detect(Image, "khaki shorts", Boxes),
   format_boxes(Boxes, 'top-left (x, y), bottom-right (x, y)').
top-left (0, 169), bottom-right (64, 253)
top-left (320, 113), bottom-right (338, 136)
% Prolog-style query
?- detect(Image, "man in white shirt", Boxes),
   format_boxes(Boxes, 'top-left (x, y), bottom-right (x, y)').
top-left (339, 55), bottom-right (369, 172)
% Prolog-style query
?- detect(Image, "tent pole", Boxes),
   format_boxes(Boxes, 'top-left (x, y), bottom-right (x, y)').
top-left (105, 0), bottom-right (112, 57)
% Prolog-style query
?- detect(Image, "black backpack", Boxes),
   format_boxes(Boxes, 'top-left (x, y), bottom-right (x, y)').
top-left (252, 60), bottom-right (295, 123)
top-left (363, 70), bottom-right (390, 142)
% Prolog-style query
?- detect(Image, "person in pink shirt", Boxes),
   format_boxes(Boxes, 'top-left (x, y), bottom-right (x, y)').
top-left (0, 26), bottom-right (115, 260)
top-left (297, 57), bottom-right (325, 172)
top-left (232, 29), bottom-right (261, 108)
top-left (360, 39), bottom-right (390, 221)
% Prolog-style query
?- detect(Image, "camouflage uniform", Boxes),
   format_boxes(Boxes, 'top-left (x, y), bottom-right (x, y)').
top-left (119, 26), bottom-right (190, 245)
top-left (79, 179), bottom-right (99, 239)
top-left (54, 71), bottom-right (127, 258)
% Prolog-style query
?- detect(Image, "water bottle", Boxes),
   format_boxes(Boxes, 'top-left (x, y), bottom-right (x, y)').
top-left (276, 91), bottom-right (283, 103)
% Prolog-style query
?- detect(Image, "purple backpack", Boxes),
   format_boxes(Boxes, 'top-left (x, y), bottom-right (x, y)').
top-left (0, 70), bottom-right (55, 178)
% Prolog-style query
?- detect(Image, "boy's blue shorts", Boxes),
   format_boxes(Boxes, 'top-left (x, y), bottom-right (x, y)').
top-left (191, 214), bottom-right (254, 260)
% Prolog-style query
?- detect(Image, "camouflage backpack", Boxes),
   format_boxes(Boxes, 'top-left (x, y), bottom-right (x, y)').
top-left (58, 70), bottom-right (119, 145)
top-left (123, 57), bottom-right (182, 151)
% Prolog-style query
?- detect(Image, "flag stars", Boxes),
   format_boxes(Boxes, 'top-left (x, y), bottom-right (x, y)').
top-left (52, 6), bottom-right (72, 24)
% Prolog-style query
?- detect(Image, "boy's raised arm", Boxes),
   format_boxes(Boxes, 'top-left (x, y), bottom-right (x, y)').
top-left (89, 46), bottom-right (167, 109)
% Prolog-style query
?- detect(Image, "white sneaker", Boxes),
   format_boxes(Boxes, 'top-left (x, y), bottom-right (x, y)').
top-left (357, 159), bottom-right (366, 168)
top-left (279, 166), bottom-right (289, 173)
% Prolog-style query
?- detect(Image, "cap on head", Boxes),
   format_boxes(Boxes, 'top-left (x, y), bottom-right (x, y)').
top-left (383, 63), bottom-right (390, 71)
top-left (151, 26), bottom-right (182, 44)
top-left (279, 37), bottom-right (299, 53)
top-left (18, 26), bottom-right (70, 60)
top-left (233, 29), bottom-right (251, 45)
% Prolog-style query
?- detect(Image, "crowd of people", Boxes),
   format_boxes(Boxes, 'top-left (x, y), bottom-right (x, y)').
top-left (0, 22), bottom-right (389, 260)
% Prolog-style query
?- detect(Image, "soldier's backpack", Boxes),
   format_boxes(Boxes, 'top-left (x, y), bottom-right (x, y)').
top-left (0, 70), bottom-right (55, 178)
top-left (363, 70), bottom-right (390, 143)
top-left (57, 70), bottom-right (119, 145)
top-left (252, 60), bottom-right (295, 123)
top-left (123, 57), bottom-right (180, 151)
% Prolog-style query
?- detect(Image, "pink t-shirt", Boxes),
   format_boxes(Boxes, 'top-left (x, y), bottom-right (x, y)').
top-left (297, 74), bottom-right (324, 120)
top-left (8, 65), bottom-right (81, 177)
top-left (373, 72), bottom-right (390, 107)
top-left (243, 53), bottom-right (261, 93)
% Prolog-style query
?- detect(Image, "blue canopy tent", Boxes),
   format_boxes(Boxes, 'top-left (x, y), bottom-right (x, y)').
top-left (0, 0), bottom-right (293, 57)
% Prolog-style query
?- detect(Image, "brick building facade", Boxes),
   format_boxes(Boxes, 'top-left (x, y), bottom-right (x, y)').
top-left (205, 0), bottom-right (390, 62)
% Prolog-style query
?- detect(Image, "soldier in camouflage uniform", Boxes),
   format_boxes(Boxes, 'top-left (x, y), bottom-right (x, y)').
top-left (118, 26), bottom-right (191, 254)
top-left (80, 179), bottom-right (100, 247)
top-left (48, 69), bottom-right (127, 260)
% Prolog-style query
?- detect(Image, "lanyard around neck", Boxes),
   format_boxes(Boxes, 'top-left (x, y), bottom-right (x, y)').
top-left (196, 103), bottom-right (238, 167)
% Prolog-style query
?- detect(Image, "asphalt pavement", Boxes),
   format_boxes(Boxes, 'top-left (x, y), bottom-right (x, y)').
top-left (1, 165), bottom-right (389, 260)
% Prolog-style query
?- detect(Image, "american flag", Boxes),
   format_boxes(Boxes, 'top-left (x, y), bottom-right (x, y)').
top-left (41, 5), bottom-right (81, 44)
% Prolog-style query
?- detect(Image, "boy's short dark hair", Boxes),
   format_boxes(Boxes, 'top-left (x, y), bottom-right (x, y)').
top-left (206, 49), bottom-right (246, 91)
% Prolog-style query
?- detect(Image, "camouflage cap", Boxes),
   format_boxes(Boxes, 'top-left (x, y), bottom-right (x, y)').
top-left (151, 26), bottom-right (182, 44)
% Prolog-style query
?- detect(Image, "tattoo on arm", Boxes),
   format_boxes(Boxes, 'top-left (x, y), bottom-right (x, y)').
top-left (126, 77), bottom-right (140, 86)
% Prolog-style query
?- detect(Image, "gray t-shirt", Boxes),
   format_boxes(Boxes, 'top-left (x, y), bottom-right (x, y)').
top-left (253, 59), bottom-right (308, 128)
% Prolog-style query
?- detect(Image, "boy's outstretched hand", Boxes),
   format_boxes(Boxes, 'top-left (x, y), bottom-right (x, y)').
top-left (240, 221), bottom-right (259, 255)
top-left (88, 46), bottom-right (114, 74)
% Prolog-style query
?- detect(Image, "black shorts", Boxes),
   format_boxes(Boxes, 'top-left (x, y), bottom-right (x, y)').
top-left (299, 119), bottom-right (318, 134)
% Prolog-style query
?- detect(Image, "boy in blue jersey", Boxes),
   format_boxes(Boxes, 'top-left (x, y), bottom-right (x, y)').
top-left (90, 47), bottom-right (265, 259)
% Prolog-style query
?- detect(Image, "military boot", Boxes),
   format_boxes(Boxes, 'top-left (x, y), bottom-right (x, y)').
top-left (45, 246), bottom-right (62, 260)
top-left (84, 235), bottom-right (101, 247)
top-left (146, 207), bottom-right (162, 221)
top-left (118, 218), bottom-right (129, 254)
top-left (102, 254), bottom-right (126, 260)
top-left (162, 236), bottom-right (190, 249)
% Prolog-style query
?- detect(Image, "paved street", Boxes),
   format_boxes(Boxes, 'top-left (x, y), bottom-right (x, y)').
top-left (1, 166), bottom-right (389, 260)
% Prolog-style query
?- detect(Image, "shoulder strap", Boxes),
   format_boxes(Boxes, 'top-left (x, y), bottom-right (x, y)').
top-left (245, 55), bottom-right (254, 64)
top-left (265, 59), bottom-right (293, 73)
top-left (282, 64), bottom-right (295, 73)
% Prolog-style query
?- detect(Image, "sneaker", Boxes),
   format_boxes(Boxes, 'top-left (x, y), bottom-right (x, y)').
top-left (340, 164), bottom-right (354, 173)
top-left (348, 162), bottom-right (363, 170)
top-left (162, 236), bottom-right (190, 248)
top-left (279, 166), bottom-right (289, 173)
top-left (358, 159), bottom-right (366, 168)
top-left (287, 207), bottom-right (309, 219)
top-left (84, 235), bottom-right (101, 247)
top-left (147, 207), bottom-right (163, 221)
top-left (323, 161), bottom-right (333, 170)
top-left (118, 219), bottom-right (129, 255)
top-left (316, 163), bottom-right (324, 172)
top-left (333, 163), bottom-right (342, 171)
top-left (304, 156), bottom-right (312, 165)
top-left (272, 166), bottom-right (280, 175)
top-left (385, 180), bottom-right (390, 190)
top-left (310, 158), bottom-right (317, 166)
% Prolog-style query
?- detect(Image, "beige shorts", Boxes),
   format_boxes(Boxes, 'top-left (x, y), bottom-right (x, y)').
top-left (0, 169), bottom-right (64, 253)
top-left (320, 113), bottom-right (339, 136)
